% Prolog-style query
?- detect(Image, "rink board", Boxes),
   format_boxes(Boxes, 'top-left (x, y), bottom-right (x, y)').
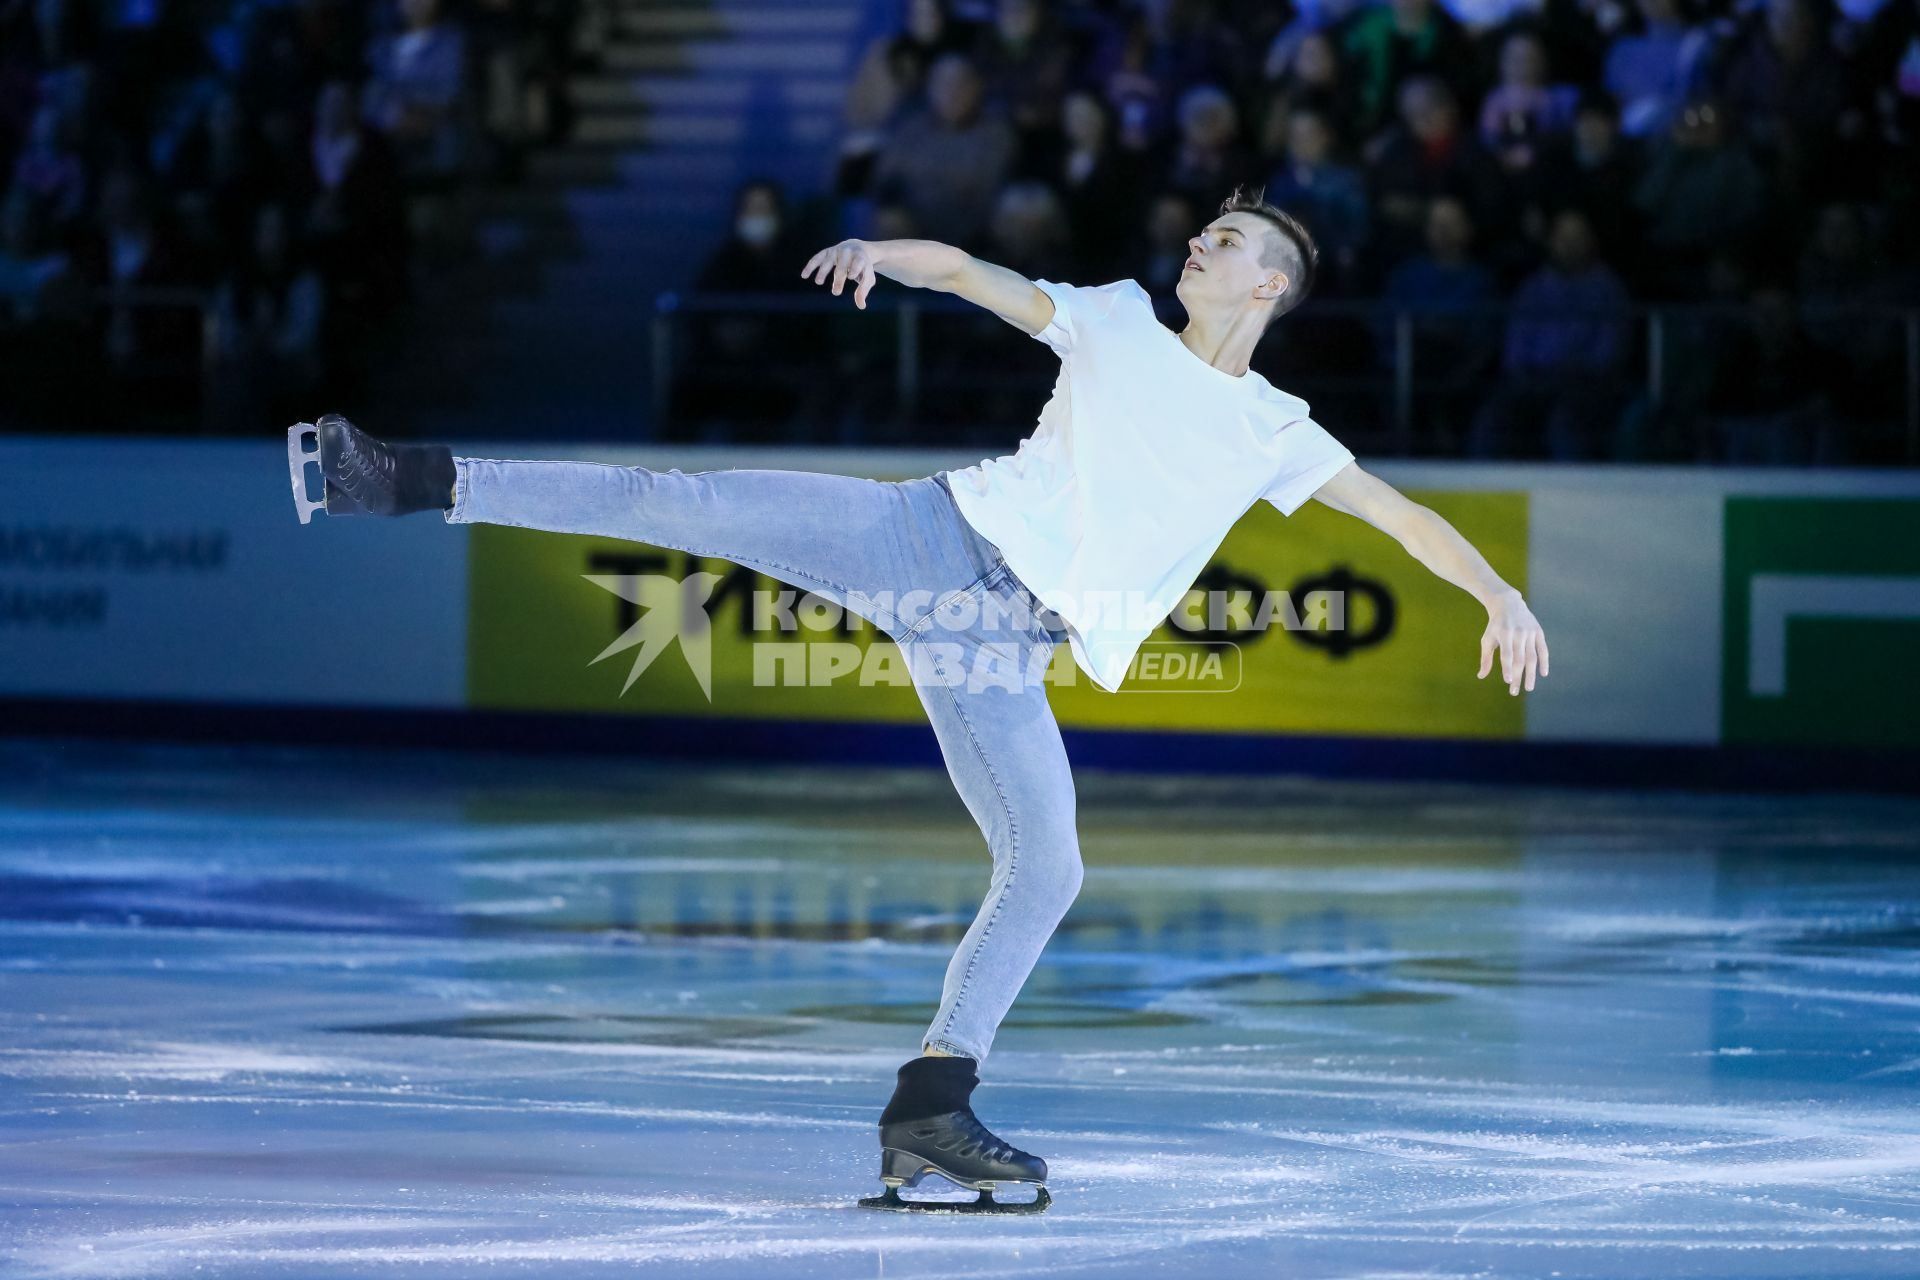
top-left (3, 438), bottom-right (1918, 773)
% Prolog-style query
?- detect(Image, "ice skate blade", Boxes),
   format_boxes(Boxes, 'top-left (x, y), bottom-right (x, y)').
top-left (286, 423), bottom-right (324, 524)
top-left (857, 1184), bottom-right (1051, 1215)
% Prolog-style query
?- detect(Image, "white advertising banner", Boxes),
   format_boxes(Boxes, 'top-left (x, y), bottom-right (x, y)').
top-left (3, 439), bottom-right (1915, 750)
top-left (0, 439), bottom-right (466, 707)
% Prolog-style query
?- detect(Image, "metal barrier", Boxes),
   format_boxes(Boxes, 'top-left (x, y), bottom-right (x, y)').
top-left (653, 291), bottom-right (1920, 463)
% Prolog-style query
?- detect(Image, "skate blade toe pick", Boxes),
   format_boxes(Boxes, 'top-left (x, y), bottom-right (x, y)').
top-left (286, 422), bottom-right (324, 524)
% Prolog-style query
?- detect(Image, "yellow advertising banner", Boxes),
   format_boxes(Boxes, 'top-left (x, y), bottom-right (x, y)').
top-left (467, 489), bottom-right (1528, 740)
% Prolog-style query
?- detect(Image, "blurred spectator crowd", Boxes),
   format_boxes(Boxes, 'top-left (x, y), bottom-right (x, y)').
top-left (689, 0), bottom-right (1920, 462)
top-left (0, 0), bottom-right (582, 429)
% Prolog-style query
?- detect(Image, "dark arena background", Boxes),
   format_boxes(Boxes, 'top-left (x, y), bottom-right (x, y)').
top-left (3, 0), bottom-right (1919, 1275)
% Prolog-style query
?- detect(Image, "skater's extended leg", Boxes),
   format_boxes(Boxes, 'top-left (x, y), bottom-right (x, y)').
top-left (447, 458), bottom-right (993, 635)
top-left (293, 414), bottom-right (986, 636)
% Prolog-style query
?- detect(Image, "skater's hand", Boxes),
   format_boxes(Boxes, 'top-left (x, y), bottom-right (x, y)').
top-left (1478, 590), bottom-right (1548, 696)
top-left (802, 239), bottom-right (879, 309)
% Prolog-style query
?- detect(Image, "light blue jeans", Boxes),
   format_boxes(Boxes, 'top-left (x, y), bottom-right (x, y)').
top-left (446, 458), bottom-right (1083, 1064)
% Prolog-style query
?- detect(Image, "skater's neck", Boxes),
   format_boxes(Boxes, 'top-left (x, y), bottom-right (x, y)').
top-left (1175, 305), bottom-right (1264, 379)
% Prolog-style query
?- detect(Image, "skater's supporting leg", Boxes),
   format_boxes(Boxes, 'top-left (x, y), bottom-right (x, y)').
top-left (446, 456), bottom-right (983, 635)
top-left (859, 568), bottom-right (1075, 1213)
top-left (903, 567), bottom-right (1083, 1066)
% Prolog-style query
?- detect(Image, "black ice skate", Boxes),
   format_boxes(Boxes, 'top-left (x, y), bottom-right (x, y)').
top-left (858, 1054), bottom-right (1051, 1214)
top-left (286, 414), bottom-right (454, 523)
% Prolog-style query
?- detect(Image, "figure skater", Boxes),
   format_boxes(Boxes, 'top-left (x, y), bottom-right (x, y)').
top-left (286, 185), bottom-right (1549, 1214)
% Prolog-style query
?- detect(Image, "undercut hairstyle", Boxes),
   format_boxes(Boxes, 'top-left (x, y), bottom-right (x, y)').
top-left (1219, 185), bottom-right (1319, 326)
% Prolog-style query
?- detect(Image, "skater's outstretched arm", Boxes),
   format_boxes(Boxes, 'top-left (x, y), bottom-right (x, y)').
top-left (1310, 461), bottom-right (1549, 697)
top-left (800, 238), bottom-right (1054, 335)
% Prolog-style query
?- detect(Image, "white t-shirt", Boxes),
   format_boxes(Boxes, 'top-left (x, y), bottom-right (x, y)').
top-left (945, 277), bottom-right (1355, 693)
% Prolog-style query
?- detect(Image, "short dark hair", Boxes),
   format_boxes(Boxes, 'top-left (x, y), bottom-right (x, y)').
top-left (1218, 184), bottom-right (1319, 324)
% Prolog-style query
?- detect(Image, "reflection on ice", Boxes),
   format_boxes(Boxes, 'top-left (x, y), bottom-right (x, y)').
top-left (3, 741), bottom-right (1919, 1278)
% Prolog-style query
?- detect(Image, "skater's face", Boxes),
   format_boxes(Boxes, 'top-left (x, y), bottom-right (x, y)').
top-left (1177, 212), bottom-right (1286, 313)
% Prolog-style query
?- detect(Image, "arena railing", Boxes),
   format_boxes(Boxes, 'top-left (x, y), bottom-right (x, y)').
top-left (651, 291), bottom-right (1920, 465)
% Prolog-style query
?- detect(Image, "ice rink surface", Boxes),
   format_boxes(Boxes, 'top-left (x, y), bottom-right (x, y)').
top-left (3, 739), bottom-right (1920, 1279)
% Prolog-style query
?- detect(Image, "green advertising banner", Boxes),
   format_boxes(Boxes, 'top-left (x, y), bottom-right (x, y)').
top-left (1722, 497), bottom-right (1920, 749)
